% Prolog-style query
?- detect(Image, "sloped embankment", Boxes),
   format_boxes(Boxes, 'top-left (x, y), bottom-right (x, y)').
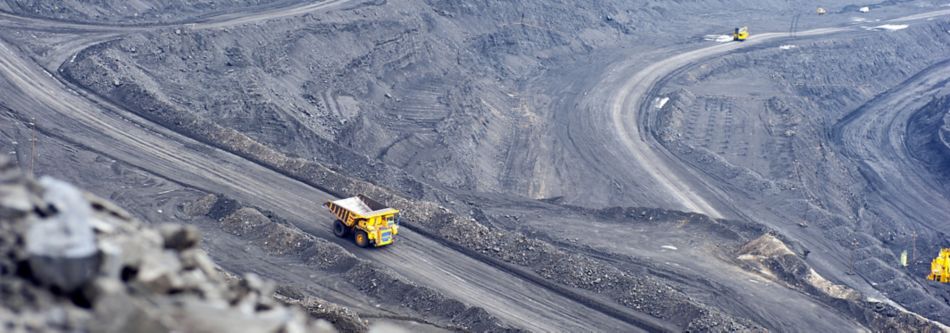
top-left (907, 95), bottom-right (950, 184)
top-left (654, 21), bottom-right (950, 323)
top-left (184, 193), bottom-right (520, 332)
top-left (738, 235), bottom-right (946, 332)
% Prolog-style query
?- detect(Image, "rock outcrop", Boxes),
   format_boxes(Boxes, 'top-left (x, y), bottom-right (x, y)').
top-left (0, 156), bottom-right (338, 333)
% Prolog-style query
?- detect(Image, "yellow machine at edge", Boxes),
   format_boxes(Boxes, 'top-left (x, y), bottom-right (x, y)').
top-left (325, 195), bottom-right (400, 248)
top-left (733, 26), bottom-right (749, 41)
top-left (927, 248), bottom-right (950, 283)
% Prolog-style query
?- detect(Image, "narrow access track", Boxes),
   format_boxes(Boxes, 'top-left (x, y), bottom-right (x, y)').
top-left (831, 59), bottom-right (950, 232)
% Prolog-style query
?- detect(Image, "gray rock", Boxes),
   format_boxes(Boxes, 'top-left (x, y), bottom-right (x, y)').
top-left (179, 248), bottom-right (220, 281)
top-left (84, 277), bottom-right (126, 303)
top-left (183, 194), bottom-right (217, 217)
top-left (25, 177), bottom-right (100, 292)
top-left (0, 185), bottom-right (35, 218)
top-left (0, 158), bottom-right (40, 218)
top-left (92, 293), bottom-right (170, 333)
top-left (0, 163), bottom-right (356, 332)
top-left (135, 251), bottom-right (183, 293)
top-left (177, 299), bottom-right (287, 333)
top-left (159, 224), bottom-right (200, 251)
top-left (111, 231), bottom-right (163, 270)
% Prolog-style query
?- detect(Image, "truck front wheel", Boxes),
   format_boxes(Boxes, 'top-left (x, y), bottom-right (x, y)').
top-left (333, 220), bottom-right (349, 237)
top-left (354, 230), bottom-right (370, 248)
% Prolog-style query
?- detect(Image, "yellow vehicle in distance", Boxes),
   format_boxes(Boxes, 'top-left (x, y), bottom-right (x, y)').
top-left (325, 195), bottom-right (400, 248)
top-left (928, 248), bottom-right (950, 283)
top-left (733, 26), bottom-right (749, 41)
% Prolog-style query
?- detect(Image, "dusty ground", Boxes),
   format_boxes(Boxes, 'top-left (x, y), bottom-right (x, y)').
top-left (1, 0), bottom-right (950, 331)
top-left (654, 20), bottom-right (950, 322)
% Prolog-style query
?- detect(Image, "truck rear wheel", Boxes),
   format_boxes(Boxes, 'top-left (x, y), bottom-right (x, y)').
top-left (354, 230), bottom-right (370, 248)
top-left (333, 220), bottom-right (348, 237)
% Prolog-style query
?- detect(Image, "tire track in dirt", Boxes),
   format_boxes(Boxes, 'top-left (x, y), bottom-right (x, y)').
top-left (831, 59), bottom-right (950, 233)
top-left (601, 27), bottom-right (844, 219)
top-left (608, 9), bottom-right (950, 219)
top-left (0, 0), bottom-right (353, 32)
top-left (630, 10), bottom-right (950, 325)
top-left (0, 4), bottom-right (669, 331)
top-left (5, 5), bottom-right (949, 331)
top-left (0, 36), bottom-right (653, 332)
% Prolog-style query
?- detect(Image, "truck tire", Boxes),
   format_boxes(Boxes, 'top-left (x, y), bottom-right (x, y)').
top-left (333, 220), bottom-right (348, 238)
top-left (354, 230), bottom-right (370, 248)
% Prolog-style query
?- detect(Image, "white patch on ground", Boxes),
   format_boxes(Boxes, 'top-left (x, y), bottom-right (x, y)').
top-left (874, 24), bottom-right (909, 31)
top-left (704, 34), bottom-right (734, 43)
top-left (654, 97), bottom-right (670, 109)
top-left (739, 235), bottom-right (861, 301)
top-left (660, 245), bottom-right (678, 251)
top-left (779, 45), bottom-right (797, 50)
top-left (805, 269), bottom-right (860, 300)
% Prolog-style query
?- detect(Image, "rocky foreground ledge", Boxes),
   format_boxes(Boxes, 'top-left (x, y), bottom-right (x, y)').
top-left (0, 156), bottom-right (357, 333)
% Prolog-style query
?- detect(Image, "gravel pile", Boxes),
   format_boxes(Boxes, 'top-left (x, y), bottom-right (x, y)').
top-left (0, 156), bottom-right (338, 333)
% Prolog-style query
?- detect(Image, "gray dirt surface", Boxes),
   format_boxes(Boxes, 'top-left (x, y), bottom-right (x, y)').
top-left (1, 0), bottom-right (950, 332)
top-left (655, 20), bottom-right (950, 323)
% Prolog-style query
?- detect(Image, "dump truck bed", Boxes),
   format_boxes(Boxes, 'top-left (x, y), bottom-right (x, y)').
top-left (327, 195), bottom-right (393, 218)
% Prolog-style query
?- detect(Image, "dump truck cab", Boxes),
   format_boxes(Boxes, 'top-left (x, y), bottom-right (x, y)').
top-left (324, 195), bottom-right (400, 248)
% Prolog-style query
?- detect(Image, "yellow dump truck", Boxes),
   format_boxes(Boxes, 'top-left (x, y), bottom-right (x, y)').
top-left (733, 26), bottom-right (749, 41)
top-left (928, 248), bottom-right (950, 283)
top-left (324, 195), bottom-right (399, 248)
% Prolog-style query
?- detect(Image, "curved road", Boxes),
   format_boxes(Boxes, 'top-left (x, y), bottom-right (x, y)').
top-left (601, 7), bottom-right (950, 325)
top-left (4, 1), bottom-right (950, 331)
top-left (832, 60), bottom-right (950, 232)
top-left (0, 2), bottom-right (665, 332)
top-left (569, 27), bottom-right (843, 219)
top-left (586, 9), bottom-right (950, 220)
top-left (828, 58), bottom-right (950, 318)
top-left (559, 7), bottom-right (950, 326)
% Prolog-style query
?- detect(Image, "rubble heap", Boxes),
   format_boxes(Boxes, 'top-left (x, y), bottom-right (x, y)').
top-left (0, 157), bottom-right (336, 333)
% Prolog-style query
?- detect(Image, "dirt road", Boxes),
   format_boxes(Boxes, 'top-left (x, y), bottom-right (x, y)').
top-left (557, 27), bottom-right (843, 218)
top-left (3, 1), bottom-right (950, 330)
top-left (832, 60), bottom-right (950, 233)
top-left (621, 10), bottom-right (950, 323)
top-left (570, 8), bottom-right (948, 219)
top-left (557, 8), bottom-right (950, 325)
top-left (0, 2), bottom-right (668, 331)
